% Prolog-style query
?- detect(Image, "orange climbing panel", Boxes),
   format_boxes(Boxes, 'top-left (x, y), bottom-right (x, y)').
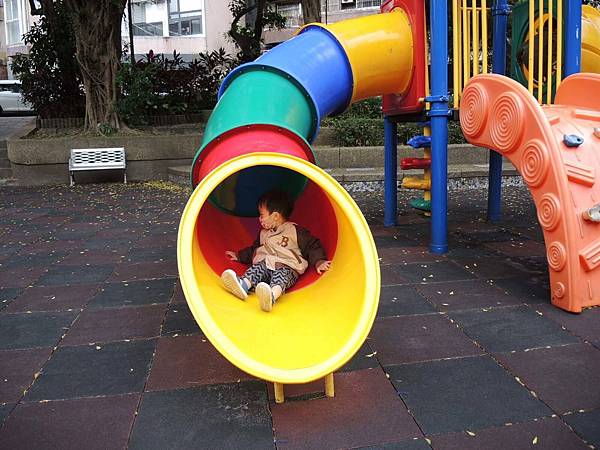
top-left (460, 73), bottom-right (600, 313)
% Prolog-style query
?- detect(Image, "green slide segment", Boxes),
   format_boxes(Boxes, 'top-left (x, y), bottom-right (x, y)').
top-left (198, 67), bottom-right (317, 154)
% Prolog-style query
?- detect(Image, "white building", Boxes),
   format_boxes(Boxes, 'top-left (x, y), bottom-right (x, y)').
top-left (123, 0), bottom-right (237, 61)
top-left (2, 0), bottom-right (37, 79)
top-left (265, 0), bottom-right (383, 45)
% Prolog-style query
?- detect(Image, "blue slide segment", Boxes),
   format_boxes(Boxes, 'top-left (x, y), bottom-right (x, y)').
top-left (217, 26), bottom-right (354, 142)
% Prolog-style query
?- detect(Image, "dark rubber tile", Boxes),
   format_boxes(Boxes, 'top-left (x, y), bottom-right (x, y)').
top-left (88, 278), bottom-right (176, 309)
top-left (493, 276), bottom-right (551, 304)
top-left (0, 404), bottom-right (14, 427)
top-left (0, 267), bottom-right (47, 289)
top-left (0, 348), bottom-right (52, 403)
top-left (4, 284), bottom-right (100, 313)
top-left (340, 342), bottom-right (380, 372)
top-left (271, 369), bottom-right (423, 450)
top-left (24, 340), bottom-right (156, 401)
top-left (1, 251), bottom-right (66, 269)
top-left (353, 439), bottom-right (432, 449)
top-left (60, 248), bottom-right (127, 265)
top-left (36, 264), bottom-right (115, 286)
top-left (83, 237), bottom-right (136, 251)
top-left (124, 246), bottom-right (176, 263)
top-left (146, 335), bottom-right (252, 391)
top-left (108, 261), bottom-right (178, 282)
top-left (61, 304), bottom-right (166, 346)
top-left (562, 409), bottom-right (600, 448)
top-left (378, 245), bottom-right (446, 265)
top-left (386, 356), bottom-right (552, 435)
top-left (0, 311), bottom-right (77, 350)
top-left (532, 303), bottom-right (600, 344)
top-left (369, 315), bottom-right (482, 365)
top-left (431, 416), bottom-right (588, 449)
top-left (388, 261), bottom-right (476, 284)
top-left (495, 344), bottom-right (600, 414)
top-left (129, 382), bottom-right (273, 450)
top-left (378, 285), bottom-right (436, 317)
top-left (170, 280), bottom-right (186, 304)
top-left (380, 265), bottom-right (410, 285)
top-left (161, 304), bottom-right (202, 336)
top-left (449, 306), bottom-right (580, 352)
top-left (415, 279), bottom-right (522, 311)
top-left (484, 239), bottom-right (548, 257)
top-left (0, 287), bottom-right (23, 311)
top-left (0, 394), bottom-right (139, 450)
top-left (450, 256), bottom-right (523, 280)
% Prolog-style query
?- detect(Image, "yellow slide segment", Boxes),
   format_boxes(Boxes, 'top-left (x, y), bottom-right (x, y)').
top-left (582, 5), bottom-right (600, 73)
top-left (178, 154), bottom-right (380, 384)
top-left (301, 9), bottom-right (414, 104)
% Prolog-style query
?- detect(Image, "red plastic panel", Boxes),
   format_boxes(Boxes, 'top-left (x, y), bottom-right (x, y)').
top-left (381, 0), bottom-right (427, 116)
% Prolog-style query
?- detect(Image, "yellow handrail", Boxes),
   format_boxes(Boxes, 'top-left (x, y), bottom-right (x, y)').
top-left (473, 0), bottom-right (479, 76)
top-left (537, 0), bottom-right (544, 103)
top-left (528, 0), bottom-right (535, 95)
top-left (556, 0), bottom-right (563, 91)
top-left (453, 0), bottom-right (460, 108)
top-left (482, 0), bottom-right (488, 73)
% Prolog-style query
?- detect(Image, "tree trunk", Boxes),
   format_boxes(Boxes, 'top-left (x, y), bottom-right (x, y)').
top-left (301, 0), bottom-right (321, 24)
top-left (65, 0), bottom-right (126, 131)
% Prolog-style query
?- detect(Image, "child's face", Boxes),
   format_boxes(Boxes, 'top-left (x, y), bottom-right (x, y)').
top-left (258, 205), bottom-right (278, 229)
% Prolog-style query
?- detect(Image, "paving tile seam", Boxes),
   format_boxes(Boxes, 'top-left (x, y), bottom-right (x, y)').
top-left (122, 294), bottom-right (177, 446)
top-left (3, 310), bottom-right (81, 421)
top-left (523, 303), bottom-right (599, 344)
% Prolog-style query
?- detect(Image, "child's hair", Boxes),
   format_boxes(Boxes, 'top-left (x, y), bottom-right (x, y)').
top-left (258, 190), bottom-right (294, 219)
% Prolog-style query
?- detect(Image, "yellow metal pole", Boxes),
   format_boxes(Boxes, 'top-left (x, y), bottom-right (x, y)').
top-left (556, 0), bottom-right (563, 90)
top-left (482, 0), bottom-right (488, 73)
top-left (473, 0), bottom-right (479, 76)
top-left (547, 0), bottom-right (553, 104)
top-left (457, 1), bottom-right (463, 97)
top-left (529, 0), bottom-right (535, 95)
top-left (453, 0), bottom-right (460, 108)
top-left (463, 0), bottom-right (470, 85)
top-left (274, 382), bottom-right (285, 403)
top-left (538, 0), bottom-right (544, 103)
top-left (325, 373), bottom-right (335, 398)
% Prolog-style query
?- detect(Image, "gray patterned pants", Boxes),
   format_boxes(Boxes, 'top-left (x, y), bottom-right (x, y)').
top-left (243, 260), bottom-right (299, 292)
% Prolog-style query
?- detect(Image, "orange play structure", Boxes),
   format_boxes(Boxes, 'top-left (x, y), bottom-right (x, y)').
top-left (460, 73), bottom-right (600, 313)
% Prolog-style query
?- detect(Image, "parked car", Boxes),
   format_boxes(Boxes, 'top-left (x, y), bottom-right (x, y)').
top-left (0, 80), bottom-right (34, 114)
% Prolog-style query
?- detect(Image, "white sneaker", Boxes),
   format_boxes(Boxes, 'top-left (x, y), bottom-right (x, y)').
top-left (221, 269), bottom-right (248, 300)
top-left (256, 282), bottom-right (274, 312)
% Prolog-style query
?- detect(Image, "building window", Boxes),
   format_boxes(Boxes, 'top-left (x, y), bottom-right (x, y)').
top-left (277, 3), bottom-right (302, 28)
top-left (322, 0), bottom-right (382, 12)
top-left (5, 0), bottom-right (21, 45)
top-left (168, 0), bottom-right (203, 36)
top-left (132, 0), bottom-right (164, 36)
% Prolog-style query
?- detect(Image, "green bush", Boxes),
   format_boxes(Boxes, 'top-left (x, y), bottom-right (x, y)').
top-left (116, 49), bottom-right (237, 126)
top-left (323, 98), bottom-right (467, 146)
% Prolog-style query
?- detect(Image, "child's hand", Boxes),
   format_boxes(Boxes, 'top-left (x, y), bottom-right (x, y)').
top-left (225, 251), bottom-right (238, 261)
top-left (316, 260), bottom-right (332, 274)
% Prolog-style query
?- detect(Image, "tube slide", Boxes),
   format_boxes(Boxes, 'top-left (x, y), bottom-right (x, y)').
top-left (178, 7), bottom-right (418, 384)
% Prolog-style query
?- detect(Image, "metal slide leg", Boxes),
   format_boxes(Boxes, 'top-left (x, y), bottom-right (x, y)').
top-left (384, 116), bottom-right (398, 227)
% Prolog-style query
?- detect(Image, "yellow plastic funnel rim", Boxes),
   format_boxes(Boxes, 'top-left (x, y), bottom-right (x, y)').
top-left (178, 153), bottom-right (380, 383)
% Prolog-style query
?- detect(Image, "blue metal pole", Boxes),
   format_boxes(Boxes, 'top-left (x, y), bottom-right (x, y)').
top-left (487, 0), bottom-right (511, 223)
top-left (384, 116), bottom-right (398, 227)
top-left (428, 0), bottom-right (449, 254)
top-left (564, 0), bottom-right (582, 76)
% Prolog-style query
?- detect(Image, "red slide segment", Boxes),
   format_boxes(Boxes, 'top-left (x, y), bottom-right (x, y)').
top-left (461, 74), bottom-right (600, 313)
